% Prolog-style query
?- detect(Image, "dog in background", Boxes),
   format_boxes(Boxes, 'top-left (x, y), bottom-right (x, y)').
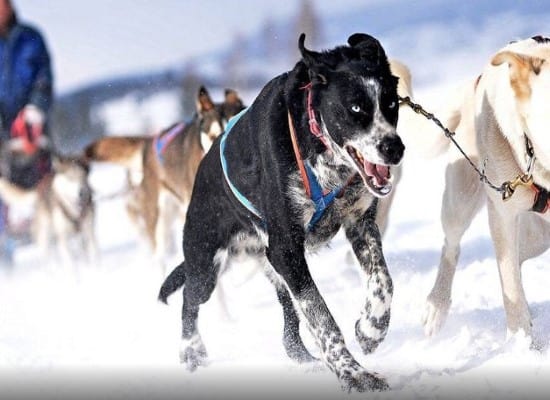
top-left (159, 33), bottom-right (405, 391)
top-left (85, 87), bottom-right (245, 270)
top-left (396, 37), bottom-right (550, 340)
top-left (0, 155), bottom-right (97, 269)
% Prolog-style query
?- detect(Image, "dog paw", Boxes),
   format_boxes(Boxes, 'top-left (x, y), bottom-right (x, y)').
top-left (179, 342), bottom-right (208, 372)
top-left (505, 327), bottom-right (533, 350)
top-left (422, 297), bottom-right (451, 337)
top-left (338, 368), bottom-right (389, 392)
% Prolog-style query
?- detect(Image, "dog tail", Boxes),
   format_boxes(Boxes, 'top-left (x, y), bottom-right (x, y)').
top-left (158, 260), bottom-right (186, 304)
top-left (390, 59), bottom-right (465, 159)
top-left (0, 177), bottom-right (38, 207)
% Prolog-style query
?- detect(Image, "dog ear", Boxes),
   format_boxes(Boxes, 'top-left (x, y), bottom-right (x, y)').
top-left (298, 33), bottom-right (321, 67)
top-left (298, 33), bottom-right (329, 84)
top-left (224, 88), bottom-right (243, 106)
top-left (197, 85), bottom-right (215, 112)
top-left (492, 51), bottom-right (545, 99)
top-left (347, 33), bottom-right (387, 65)
top-left (492, 51), bottom-right (545, 75)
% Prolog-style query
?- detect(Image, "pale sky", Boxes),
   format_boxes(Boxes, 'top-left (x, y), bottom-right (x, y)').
top-left (14, 0), bottom-right (375, 93)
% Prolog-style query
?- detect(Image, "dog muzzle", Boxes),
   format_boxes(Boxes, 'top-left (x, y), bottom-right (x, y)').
top-left (346, 145), bottom-right (393, 198)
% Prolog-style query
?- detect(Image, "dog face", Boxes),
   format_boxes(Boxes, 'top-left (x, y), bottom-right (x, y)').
top-left (197, 86), bottom-right (224, 152)
top-left (491, 36), bottom-right (550, 171)
top-left (299, 33), bottom-right (404, 197)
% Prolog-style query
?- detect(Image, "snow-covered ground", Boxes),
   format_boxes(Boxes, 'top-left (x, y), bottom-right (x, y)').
top-left (1, 106), bottom-right (550, 400)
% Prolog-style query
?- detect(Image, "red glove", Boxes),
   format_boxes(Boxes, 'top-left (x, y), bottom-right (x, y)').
top-left (10, 105), bottom-right (45, 155)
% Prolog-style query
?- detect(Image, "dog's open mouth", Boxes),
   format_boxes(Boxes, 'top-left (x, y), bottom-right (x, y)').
top-left (346, 146), bottom-right (392, 198)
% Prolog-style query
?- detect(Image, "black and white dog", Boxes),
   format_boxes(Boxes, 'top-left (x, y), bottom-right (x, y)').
top-left (159, 33), bottom-right (404, 392)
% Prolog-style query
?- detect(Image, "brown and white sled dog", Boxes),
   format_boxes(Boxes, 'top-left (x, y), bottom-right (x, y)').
top-left (84, 87), bottom-right (245, 270)
top-left (0, 156), bottom-right (97, 268)
top-left (410, 36), bottom-right (550, 340)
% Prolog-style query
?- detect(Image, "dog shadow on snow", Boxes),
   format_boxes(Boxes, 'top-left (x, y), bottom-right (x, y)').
top-left (384, 226), bottom-right (495, 275)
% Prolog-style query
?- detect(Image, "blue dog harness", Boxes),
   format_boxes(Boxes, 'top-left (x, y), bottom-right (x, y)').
top-left (303, 159), bottom-right (342, 229)
top-left (220, 106), bottom-right (345, 231)
top-left (219, 108), bottom-right (262, 219)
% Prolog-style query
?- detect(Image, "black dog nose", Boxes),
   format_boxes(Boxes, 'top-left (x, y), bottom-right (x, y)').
top-left (377, 135), bottom-right (405, 164)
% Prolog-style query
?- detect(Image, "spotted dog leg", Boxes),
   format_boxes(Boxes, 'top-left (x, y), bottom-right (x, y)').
top-left (267, 241), bottom-right (388, 392)
top-left (292, 283), bottom-right (389, 391)
top-left (345, 206), bottom-right (393, 355)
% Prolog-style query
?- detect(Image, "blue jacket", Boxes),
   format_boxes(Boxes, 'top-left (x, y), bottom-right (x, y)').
top-left (0, 16), bottom-right (53, 139)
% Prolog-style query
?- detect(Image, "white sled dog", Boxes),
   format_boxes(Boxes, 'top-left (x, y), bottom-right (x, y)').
top-left (403, 36), bottom-right (550, 340)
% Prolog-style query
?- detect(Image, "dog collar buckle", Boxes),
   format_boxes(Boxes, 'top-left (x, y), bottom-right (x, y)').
top-left (502, 174), bottom-right (533, 201)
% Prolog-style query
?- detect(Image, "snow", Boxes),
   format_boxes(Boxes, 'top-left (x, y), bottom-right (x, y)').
top-left (2, 2), bottom-right (550, 399)
top-left (2, 134), bottom-right (550, 399)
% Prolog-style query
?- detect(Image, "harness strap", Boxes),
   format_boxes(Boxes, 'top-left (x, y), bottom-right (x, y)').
top-left (153, 122), bottom-right (185, 164)
top-left (288, 112), bottom-right (345, 230)
top-left (220, 108), bottom-right (262, 219)
top-left (288, 112), bottom-right (312, 198)
top-left (221, 107), bottom-right (345, 230)
top-left (305, 166), bottom-right (342, 229)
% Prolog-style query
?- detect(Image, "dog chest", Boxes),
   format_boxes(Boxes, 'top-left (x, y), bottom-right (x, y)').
top-left (302, 184), bottom-right (375, 250)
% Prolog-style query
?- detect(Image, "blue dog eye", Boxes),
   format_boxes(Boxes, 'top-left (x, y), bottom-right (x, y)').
top-left (351, 105), bottom-right (361, 113)
top-left (388, 101), bottom-right (396, 109)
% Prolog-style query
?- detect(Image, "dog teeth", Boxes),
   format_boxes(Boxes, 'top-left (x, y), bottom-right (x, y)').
top-left (346, 145), bottom-right (364, 164)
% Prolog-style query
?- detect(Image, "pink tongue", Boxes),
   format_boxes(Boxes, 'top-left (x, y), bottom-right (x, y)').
top-left (364, 160), bottom-right (389, 187)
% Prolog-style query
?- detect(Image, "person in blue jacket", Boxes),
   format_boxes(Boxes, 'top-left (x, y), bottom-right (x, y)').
top-left (0, 0), bottom-right (53, 266)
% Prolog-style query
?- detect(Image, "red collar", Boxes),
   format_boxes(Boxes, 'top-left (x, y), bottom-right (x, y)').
top-left (532, 184), bottom-right (550, 213)
top-left (300, 83), bottom-right (332, 152)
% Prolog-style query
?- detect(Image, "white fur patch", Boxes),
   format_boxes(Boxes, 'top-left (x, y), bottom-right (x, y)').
top-left (200, 121), bottom-right (223, 153)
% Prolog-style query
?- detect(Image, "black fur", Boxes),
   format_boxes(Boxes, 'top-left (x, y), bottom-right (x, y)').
top-left (158, 260), bottom-right (186, 304)
top-left (532, 35), bottom-right (550, 44)
top-left (159, 33), bottom-right (404, 392)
